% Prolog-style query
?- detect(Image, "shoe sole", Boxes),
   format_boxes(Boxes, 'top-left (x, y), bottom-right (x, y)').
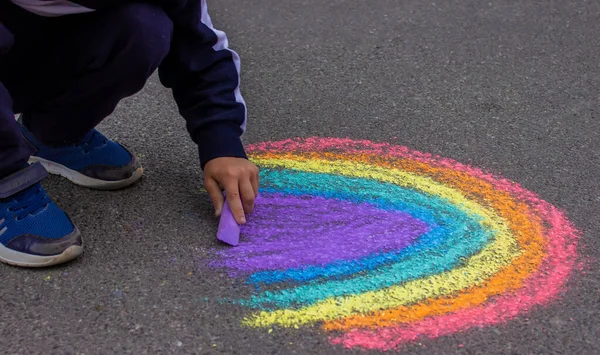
top-left (0, 231), bottom-right (83, 268)
top-left (29, 156), bottom-right (144, 191)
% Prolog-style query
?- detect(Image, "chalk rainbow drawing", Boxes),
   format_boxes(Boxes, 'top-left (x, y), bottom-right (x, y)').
top-left (208, 137), bottom-right (579, 351)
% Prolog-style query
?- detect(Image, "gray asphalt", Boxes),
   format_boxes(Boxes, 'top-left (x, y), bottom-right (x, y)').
top-left (2, 0), bottom-right (599, 354)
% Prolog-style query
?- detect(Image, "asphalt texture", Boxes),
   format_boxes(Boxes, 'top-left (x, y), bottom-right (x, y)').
top-left (2, 1), bottom-right (599, 354)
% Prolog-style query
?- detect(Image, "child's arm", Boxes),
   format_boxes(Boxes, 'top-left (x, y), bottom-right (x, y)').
top-left (157, 0), bottom-right (258, 223)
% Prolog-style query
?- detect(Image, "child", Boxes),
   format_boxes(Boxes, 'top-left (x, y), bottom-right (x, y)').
top-left (0, 1), bottom-right (259, 267)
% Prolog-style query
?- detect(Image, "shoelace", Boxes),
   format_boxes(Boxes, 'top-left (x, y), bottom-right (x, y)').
top-left (8, 184), bottom-right (51, 221)
top-left (79, 130), bottom-right (108, 154)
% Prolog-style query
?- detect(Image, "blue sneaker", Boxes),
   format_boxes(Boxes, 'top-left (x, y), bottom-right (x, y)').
top-left (0, 163), bottom-right (82, 267)
top-left (21, 122), bottom-right (143, 190)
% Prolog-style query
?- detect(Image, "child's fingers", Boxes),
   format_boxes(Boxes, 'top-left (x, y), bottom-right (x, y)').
top-left (205, 178), bottom-right (224, 217)
top-left (224, 179), bottom-right (246, 224)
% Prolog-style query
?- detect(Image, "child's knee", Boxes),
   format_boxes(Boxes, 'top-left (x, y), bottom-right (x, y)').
top-left (112, 3), bottom-right (173, 69)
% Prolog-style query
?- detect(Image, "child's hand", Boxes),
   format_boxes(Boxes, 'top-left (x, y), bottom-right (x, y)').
top-left (203, 157), bottom-right (259, 224)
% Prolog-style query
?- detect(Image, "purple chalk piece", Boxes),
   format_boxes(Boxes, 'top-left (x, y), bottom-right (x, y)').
top-left (217, 198), bottom-right (240, 246)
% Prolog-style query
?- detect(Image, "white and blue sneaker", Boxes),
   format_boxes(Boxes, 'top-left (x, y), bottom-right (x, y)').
top-left (0, 163), bottom-right (82, 267)
top-left (20, 122), bottom-right (143, 190)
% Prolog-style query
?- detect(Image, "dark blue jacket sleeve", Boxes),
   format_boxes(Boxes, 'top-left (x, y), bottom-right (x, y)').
top-left (72, 0), bottom-right (248, 168)
top-left (158, 0), bottom-right (248, 169)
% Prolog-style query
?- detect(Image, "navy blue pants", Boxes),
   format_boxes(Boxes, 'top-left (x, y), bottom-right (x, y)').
top-left (0, 2), bottom-right (173, 178)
